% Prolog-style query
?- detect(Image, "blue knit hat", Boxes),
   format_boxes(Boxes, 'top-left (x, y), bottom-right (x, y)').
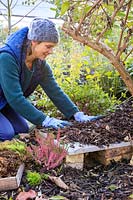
top-left (27, 18), bottom-right (59, 43)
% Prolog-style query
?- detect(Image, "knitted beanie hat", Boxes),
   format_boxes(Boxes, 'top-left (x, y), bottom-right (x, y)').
top-left (27, 18), bottom-right (59, 43)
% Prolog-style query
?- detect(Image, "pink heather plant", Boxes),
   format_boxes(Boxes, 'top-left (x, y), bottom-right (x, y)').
top-left (27, 130), bottom-right (68, 170)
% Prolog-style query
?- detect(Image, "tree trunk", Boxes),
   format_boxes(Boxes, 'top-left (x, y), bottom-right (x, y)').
top-left (62, 26), bottom-right (133, 96)
top-left (7, 0), bottom-right (11, 35)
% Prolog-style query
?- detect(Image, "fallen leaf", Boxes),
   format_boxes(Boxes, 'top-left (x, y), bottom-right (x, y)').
top-left (18, 133), bottom-right (30, 139)
top-left (124, 136), bottom-right (129, 141)
top-left (49, 195), bottom-right (69, 200)
top-left (15, 190), bottom-right (37, 200)
top-left (128, 194), bottom-right (133, 199)
top-left (35, 197), bottom-right (48, 200)
top-left (130, 155), bottom-right (133, 166)
top-left (105, 125), bottom-right (110, 131)
top-left (49, 176), bottom-right (69, 190)
top-left (108, 184), bottom-right (117, 191)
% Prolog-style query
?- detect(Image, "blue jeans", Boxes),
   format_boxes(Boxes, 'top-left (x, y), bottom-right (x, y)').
top-left (0, 104), bottom-right (29, 141)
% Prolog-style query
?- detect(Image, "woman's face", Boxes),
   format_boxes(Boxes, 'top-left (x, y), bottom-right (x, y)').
top-left (31, 41), bottom-right (57, 60)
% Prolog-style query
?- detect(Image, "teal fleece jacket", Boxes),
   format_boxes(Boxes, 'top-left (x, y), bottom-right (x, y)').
top-left (0, 52), bottom-right (79, 125)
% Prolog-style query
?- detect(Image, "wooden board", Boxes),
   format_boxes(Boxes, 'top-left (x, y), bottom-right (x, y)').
top-left (0, 163), bottom-right (24, 191)
top-left (67, 141), bottom-right (132, 155)
top-left (66, 141), bottom-right (132, 169)
top-left (88, 144), bottom-right (132, 165)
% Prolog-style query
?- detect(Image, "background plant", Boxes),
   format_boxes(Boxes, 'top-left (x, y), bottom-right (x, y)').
top-left (32, 31), bottom-right (121, 117)
top-left (52, 0), bottom-right (133, 96)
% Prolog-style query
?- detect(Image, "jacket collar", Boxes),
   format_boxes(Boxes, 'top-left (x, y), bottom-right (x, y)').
top-left (1, 27), bottom-right (29, 65)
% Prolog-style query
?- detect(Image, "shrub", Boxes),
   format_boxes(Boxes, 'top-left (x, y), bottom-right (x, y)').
top-left (27, 130), bottom-right (67, 170)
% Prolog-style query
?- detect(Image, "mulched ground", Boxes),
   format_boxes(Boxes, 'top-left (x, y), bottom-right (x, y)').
top-left (57, 97), bottom-right (133, 146)
top-left (0, 159), bottom-right (132, 200)
top-left (0, 97), bottom-right (133, 199)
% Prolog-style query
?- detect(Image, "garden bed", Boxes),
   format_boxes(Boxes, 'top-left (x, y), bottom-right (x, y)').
top-left (0, 98), bottom-right (132, 199)
top-left (0, 158), bottom-right (132, 200)
top-left (59, 97), bottom-right (133, 146)
top-left (40, 97), bottom-right (133, 169)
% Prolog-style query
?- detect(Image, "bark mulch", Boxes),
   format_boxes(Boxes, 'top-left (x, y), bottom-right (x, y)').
top-left (0, 159), bottom-right (132, 200)
top-left (54, 97), bottom-right (133, 146)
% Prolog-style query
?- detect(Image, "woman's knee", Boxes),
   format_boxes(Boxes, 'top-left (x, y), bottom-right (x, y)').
top-left (15, 119), bottom-right (29, 133)
top-left (0, 124), bottom-right (15, 141)
top-left (20, 122), bottom-right (29, 133)
top-left (1, 106), bottom-right (29, 133)
top-left (0, 129), bottom-right (15, 141)
top-left (0, 112), bottom-right (15, 141)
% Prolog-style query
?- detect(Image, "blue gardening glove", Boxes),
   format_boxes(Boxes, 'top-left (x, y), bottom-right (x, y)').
top-left (74, 112), bottom-right (103, 122)
top-left (42, 116), bottom-right (71, 129)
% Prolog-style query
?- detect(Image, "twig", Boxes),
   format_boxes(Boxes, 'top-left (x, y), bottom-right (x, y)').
top-left (11, 0), bottom-right (18, 9)
top-left (123, 47), bottom-right (133, 63)
top-left (116, 26), bottom-right (133, 59)
top-left (76, 0), bottom-right (102, 33)
top-left (0, 0), bottom-right (7, 8)
top-left (96, 0), bottom-right (125, 43)
top-left (0, 10), bottom-right (8, 20)
top-left (116, 0), bottom-right (132, 56)
top-left (11, 0), bottom-right (43, 28)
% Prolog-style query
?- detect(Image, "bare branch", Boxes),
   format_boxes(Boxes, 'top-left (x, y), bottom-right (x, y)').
top-left (0, 0), bottom-right (8, 8)
top-left (11, 0), bottom-right (18, 9)
top-left (123, 47), bottom-right (133, 63)
top-left (11, 0), bottom-right (42, 28)
top-left (9, 0), bottom-right (14, 7)
top-left (0, 10), bottom-right (8, 20)
top-left (116, 0), bottom-right (132, 55)
top-left (76, 0), bottom-right (102, 32)
top-left (96, 0), bottom-right (125, 43)
top-left (117, 26), bottom-right (133, 59)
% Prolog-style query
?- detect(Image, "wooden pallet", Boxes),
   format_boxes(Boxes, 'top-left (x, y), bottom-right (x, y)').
top-left (39, 131), bottom-right (132, 170)
top-left (0, 163), bottom-right (24, 191)
top-left (66, 141), bottom-right (132, 169)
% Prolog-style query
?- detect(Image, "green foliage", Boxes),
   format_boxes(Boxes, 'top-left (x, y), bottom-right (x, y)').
top-left (0, 139), bottom-right (26, 155)
top-left (0, 22), bottom-right (8, 45)
top-left (53, 0), bottom-right (133, 98)
top-left (0, 23), bottom-right (19, 45)
top-left (32, 30), bottom-right (121, 116)
top-left (60, 1), bottom-right (70, 16)
top-left (26, 171), bottom-right (42, 186)
top-left (41, 173), bottom-right (49, 180)
top-left (26, 170), bottom-right (51, 186)
top-left (7, 141), bottom-right (26, 155)
top-left (22, 0), bottom-right (36, 5)
top-left (54, 0), bottom-right (133, 49)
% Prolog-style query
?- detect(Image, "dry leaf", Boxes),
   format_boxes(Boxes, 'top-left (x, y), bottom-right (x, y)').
top-left (130, 155), bottom-right (133, 166)
top-left (49, 175), bottom-right (69, 190)
top-left (35, 197), bottom-right (48, 200)
top-left (18, 133), bottom-right (30, 139)
top-left (16, 189), bottom-right (37, 200)
top-left (105, 125), bottom-right (110, 131)
top-left (124, 136), bottom-right (129, 141)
